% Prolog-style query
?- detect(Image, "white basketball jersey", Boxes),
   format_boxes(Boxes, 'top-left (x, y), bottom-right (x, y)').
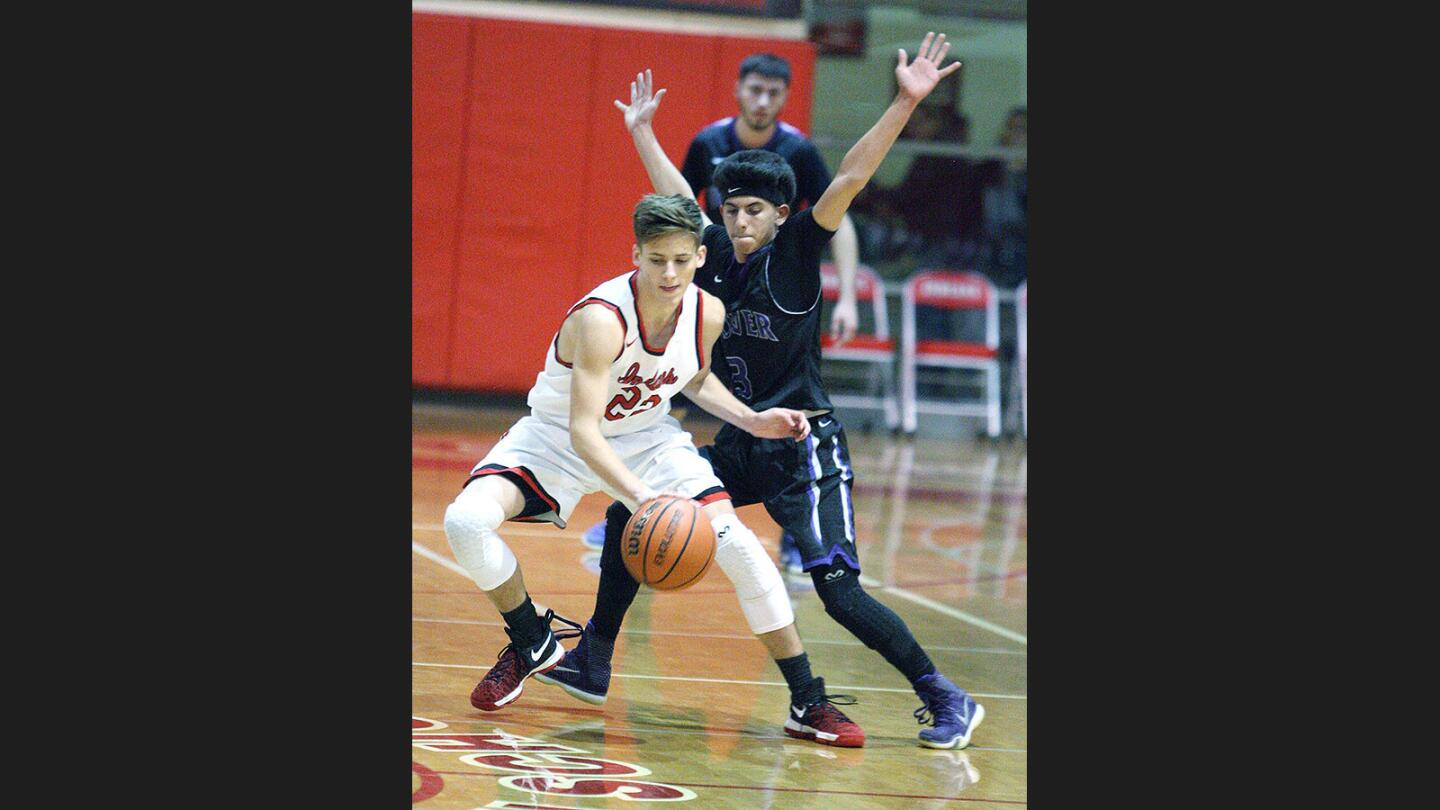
top-left (527, 271), bottom-right (708, 437)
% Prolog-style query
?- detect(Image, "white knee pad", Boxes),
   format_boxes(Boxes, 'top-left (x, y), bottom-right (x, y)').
top-left (711, 515), bottom-right (794, 635)
top-left (443, 495), bottom-right (517, 592)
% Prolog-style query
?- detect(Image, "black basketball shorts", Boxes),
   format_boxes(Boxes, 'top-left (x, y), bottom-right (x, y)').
top-left (699, 414), bottom-right (861, 572)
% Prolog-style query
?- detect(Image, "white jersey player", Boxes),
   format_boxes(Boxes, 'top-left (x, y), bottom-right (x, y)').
top-left (443, 194), bottom-right (822, 720)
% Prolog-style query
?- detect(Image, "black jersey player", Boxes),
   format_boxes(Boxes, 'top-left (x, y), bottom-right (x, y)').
top-left (544, 34), bottom-right (985, 751)
top-left (581, 53), bottom-right (863, 571)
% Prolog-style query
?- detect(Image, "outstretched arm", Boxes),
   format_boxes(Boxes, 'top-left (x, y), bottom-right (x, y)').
top-left (810, 32), bottom-right (962, 232)
top-left (828, 214), bottom-right (860, 346)
top-left (684, 371), bottom-right (810, 441)
top-left (616, 70), bottom-right (712, 229)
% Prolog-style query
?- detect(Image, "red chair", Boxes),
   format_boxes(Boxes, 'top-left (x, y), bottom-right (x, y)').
top-left (900, 270), bottom-right (1001, 436)
top-left (820, 263), bottom-right (899, 429)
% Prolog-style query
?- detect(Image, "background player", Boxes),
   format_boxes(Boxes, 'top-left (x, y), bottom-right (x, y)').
top-left (584, 53), bottom-right (862, 573)
top-left (681, 52), bottom-right (862, 351)
top-left (444, 193), bottom-right (865, 747)
top-left (547, 34), bottom-right (985, 750)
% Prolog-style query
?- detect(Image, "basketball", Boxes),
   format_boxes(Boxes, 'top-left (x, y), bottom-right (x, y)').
top-left (621, 496), bottom-right (715, 590)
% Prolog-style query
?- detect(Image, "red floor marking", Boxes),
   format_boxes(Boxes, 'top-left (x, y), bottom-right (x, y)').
top-left (412, 760), bottom-right (444, 803)
top-left (414, 456), bottom-right (469, 472)
top-left (429, 770), bottom-right (1022, 804)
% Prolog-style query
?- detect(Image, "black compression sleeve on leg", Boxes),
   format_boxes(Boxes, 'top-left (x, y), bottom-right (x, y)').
top-left (812, 562), bottom-right (937, 684)
top-left (501, 595), bottom-right (546, 649)
top-left (775, 653), bottom-right (821, 707)
top-left (591, 500), bottom-right (640, 641)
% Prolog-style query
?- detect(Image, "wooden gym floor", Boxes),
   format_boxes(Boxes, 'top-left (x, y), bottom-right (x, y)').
top-left (413, 401), bottom-right (1027, 808)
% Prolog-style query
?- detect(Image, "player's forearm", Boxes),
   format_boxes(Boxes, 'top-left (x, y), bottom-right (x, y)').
top-left (631, 125), bottom-right (695, 200)
top-left (833, 214), bottom-right (860, 301)
top-left (683, 372), bottom-right (760, 432)
top-left (570, 423), bottom-right (650, 503)
top-left (831, 96), bottom-right (921, 205)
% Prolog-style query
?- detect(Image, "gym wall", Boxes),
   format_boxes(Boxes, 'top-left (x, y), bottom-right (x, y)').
top-left (413, 11), bottom-right (815, 392)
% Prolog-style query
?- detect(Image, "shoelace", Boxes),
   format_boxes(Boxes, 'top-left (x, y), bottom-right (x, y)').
top-left (809, 691), bottom-right (859, 722)
top-left (485, 608), bottom-right (584, 681)
top-left (913, 690), bottom-right (960, 727)
top-left (544, 608), bottom-right (583, 643)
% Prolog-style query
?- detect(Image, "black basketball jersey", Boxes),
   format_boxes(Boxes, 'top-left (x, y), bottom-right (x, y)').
top-left (696, 207), bottom-right (836, 413)
top-left (681, 118), bottom-right (833, 222)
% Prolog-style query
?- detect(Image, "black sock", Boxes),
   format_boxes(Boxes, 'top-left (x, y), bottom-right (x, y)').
top-left (590, 501), bottom-right (641, 641)
top-left (813, 563), bottom-right (936, 683)
top-left (501, 595), bottom-right (546, 649)
top-left (776, 653), bottom-right (822, 707)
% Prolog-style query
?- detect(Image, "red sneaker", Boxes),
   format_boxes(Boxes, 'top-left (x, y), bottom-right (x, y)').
top-left (469, 610), bottom-right (579, 711)
top-left (783, 678), bottom-right (865, 748)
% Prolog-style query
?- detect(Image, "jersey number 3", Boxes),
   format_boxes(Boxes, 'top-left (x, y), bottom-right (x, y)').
top-left (604, 386), bottom-right (662, 421)
top-left (724, 356), bottom-right (752, 400)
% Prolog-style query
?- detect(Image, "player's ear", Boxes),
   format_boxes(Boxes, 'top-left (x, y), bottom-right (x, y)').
top-left (694, 244), bottom-right (707, 267)
top-left (774, 203), bottom-right (791, 226)
top-left (632, 243), bottom-right (642, 265)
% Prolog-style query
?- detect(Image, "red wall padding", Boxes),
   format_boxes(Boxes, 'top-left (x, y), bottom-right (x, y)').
top-left (448, 19), bottom-right (598, 391)
top-left (412, 14), bottom-right (471, 386)
top-left (412, 13), bottom-right (816, 393)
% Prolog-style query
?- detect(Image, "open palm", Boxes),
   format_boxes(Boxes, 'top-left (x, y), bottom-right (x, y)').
top-left (895, 32), bottom-right (962, 101)
top-left (615, 69), bottom-right (667, 131)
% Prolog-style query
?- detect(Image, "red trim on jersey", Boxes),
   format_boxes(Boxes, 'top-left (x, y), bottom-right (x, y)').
top-left (694, 490), bottom-right (731, 506)
top-left (553, 298), bottom-right (628, 367)
top-left (629, 272), bottom-right (683, 356)
top-left (695, 290), bottom-right (706, 369)
top-left (466, 466), bottom-right (560, 516)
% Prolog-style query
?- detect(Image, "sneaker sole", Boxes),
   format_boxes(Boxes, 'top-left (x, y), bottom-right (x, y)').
top-left (918, 703), bottom-right (985, 749)
top-left (470, 644), bottom-right (567, 712)
top-left (534, 669), bottom-right (608, 705)
top-left (783, 719), bottom-right (865, 748)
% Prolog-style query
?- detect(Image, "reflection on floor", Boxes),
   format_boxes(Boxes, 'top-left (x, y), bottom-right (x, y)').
top-left (413, 401), bottom-right (1027, 808)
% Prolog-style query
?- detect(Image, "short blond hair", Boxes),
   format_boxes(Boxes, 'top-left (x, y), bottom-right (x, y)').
top-left (633, 194), bottom-right (703, 247)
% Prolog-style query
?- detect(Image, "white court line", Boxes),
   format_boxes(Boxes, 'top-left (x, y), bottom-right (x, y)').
top-left (859, 574), bottom-right (1028, 647)
top-left (412, 661), bottom-right (1026, 701)
top-left (412, 616), bottom-right (1026, 657)
top-left (413, 540), bottom-right (473, 580)
top-left (413, 536), bottom-right (1027, 647)
top-left (415, 522), bottom-right (566, 538)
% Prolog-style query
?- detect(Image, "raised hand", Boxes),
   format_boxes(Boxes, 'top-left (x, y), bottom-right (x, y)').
top-left (895, 32), bottom-right (962, 102)
top-left (614, 69), bottom-right (667, 132)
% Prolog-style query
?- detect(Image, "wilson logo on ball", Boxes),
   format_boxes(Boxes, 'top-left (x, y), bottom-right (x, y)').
top-left (621, 495), bottom-right (716, 591)
top-left (625, 500), bottom-right (665, 556)
top-left (651, 511), bottom-right (684, 566)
